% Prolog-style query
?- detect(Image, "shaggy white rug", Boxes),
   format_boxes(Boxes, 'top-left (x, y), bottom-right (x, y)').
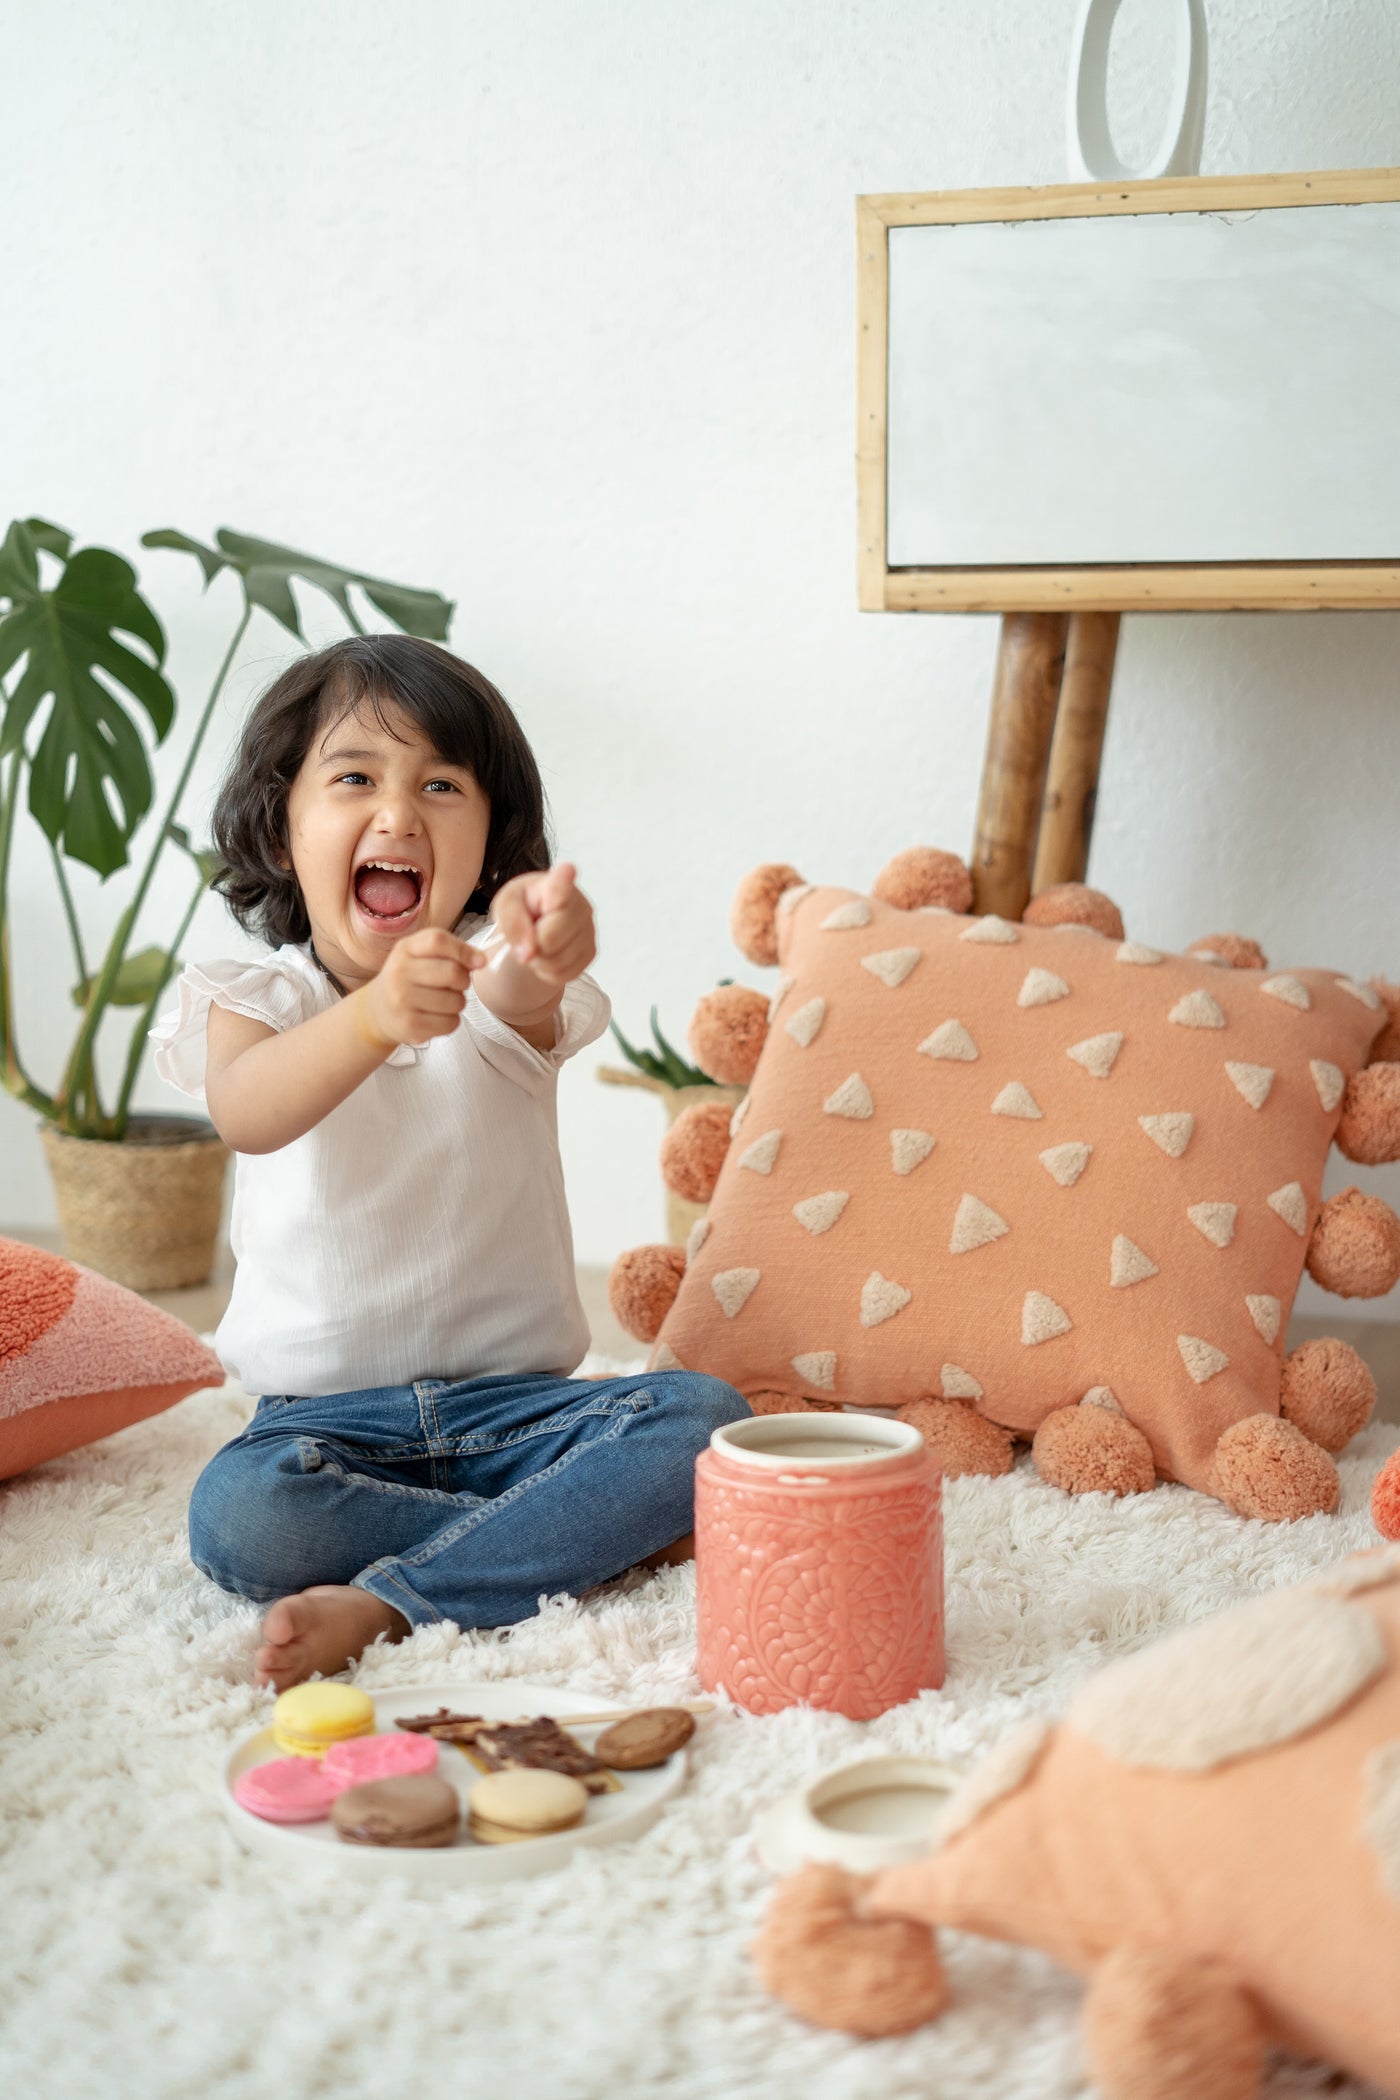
top-left (2, 1365), bottom-right (1396, 2100)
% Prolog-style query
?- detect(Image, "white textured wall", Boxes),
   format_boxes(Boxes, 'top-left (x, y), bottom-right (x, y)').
top-left (3, 0), bottom-right (1399, 1321)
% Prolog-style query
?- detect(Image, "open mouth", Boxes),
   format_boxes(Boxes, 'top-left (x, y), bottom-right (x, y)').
top-left (353, 860), bottom-right (425, 926)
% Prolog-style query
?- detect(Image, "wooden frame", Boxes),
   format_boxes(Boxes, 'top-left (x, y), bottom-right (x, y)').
top-left (857, 167), bottom-right (1400, 615)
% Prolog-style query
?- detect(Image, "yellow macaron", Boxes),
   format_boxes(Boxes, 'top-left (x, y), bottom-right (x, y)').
top-left (272, 1683), bottom-right (375, 1758)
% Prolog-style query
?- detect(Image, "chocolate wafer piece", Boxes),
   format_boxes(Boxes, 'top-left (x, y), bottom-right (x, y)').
top-left (467, 1718), bottom-right (618, 1794)
top-left (396, 1709), bottom-right (489, 1744)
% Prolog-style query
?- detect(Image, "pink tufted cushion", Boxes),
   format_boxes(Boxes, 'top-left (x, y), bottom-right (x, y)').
top-left (0, 1237), bottom-right (222, 1479)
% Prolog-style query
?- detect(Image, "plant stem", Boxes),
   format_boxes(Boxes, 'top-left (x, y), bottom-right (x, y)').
top-left (49, 837), bottom-right (88, 985)
top-left (59, 605), bottom-right (252, 1134)
top-left (112, 866), bottom-right (207, 1129)
top-left (0, 749), bottom-right (57, 1114)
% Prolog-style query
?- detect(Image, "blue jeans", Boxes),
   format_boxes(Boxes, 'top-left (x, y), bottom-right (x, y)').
top-left (188, 1367), bottom-right (750, 1630)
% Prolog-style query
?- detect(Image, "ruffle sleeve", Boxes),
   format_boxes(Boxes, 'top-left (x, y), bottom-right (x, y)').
top-left (149, 952), bottom-right (323, 1102)
top-left (462, 920), bottom-right (611, 1094)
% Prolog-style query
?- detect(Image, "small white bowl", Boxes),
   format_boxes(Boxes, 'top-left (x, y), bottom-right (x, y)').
top-left (755, 1754), bottom-right (963, 1877)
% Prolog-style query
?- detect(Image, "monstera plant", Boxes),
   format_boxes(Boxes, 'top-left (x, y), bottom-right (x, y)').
top-left (0, 517), bottom-right (453, 1285)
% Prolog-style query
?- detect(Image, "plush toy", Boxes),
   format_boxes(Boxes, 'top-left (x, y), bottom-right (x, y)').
top-left (609, 851), bottom-right (1400, 1522)
top-left (753, 1549), bottom-right (1400, 2099)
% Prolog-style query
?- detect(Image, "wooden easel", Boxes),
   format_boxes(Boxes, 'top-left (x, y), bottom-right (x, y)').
top-left (972, 610), bottom-right (1119, 919)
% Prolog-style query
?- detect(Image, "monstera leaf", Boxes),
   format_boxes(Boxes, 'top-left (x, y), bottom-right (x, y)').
top-left (141, 527), bottom-right (454, 641)
top-left (0, 520), bottom-right (173, 877)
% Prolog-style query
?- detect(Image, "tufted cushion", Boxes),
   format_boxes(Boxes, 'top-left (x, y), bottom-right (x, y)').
top-left (0, 1237), bottom-right (222, 1479)
top-left (655, 890), bottom-right (1385, 1491)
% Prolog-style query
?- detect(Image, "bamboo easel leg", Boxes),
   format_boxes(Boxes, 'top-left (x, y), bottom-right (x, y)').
top-left (1032, 612), bottom-right (1120, 894)
top-left (971, 612), bottom-right (1068, 919)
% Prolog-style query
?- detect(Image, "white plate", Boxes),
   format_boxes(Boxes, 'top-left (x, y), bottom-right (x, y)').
top-left (222, 1681), bottom-right (690, 1883)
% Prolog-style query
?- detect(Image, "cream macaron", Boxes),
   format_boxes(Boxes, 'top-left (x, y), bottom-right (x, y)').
top-left (467, 1768), bottom-right (589, 1845)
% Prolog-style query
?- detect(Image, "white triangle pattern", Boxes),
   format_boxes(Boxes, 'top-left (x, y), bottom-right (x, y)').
top-left (861, 947), bottom-right (922, 988)
top-left (767, 975), bottom-right (794, 1019)
top-left (685, 1217), bottom-right (711, 1262)
top-left (649, 1341), bottom-right (684, 1372)
top-left (960, 915), bottom-right (1019, 945)
top-left (1116, 941), bottom-right (1164, 965)
top-left (1246, 1294), bottom-right (1282, 1345)
top-left (729, 1095), bottom-right (750, 1137)
top-left (1261, 974), bottom-right (1310, 1011)
top-left (860, 1272), bottom-right (912, 1328)
top-left (941, 1363), bottom-right (984, 1400)
top-left (776, 883), bottom-right (814, 918)
top-left (1169, 990), bottom-right (1227, 1029)
top-left (1018, 968), bottom-right (1070, 1009)
top-left (792, 1190), bottom-right (850, 1236)
top-left (1081, 1386), bottom-right (1123, 1414)
top-left (1337, 977), bottom-right (1382, 1010)
top-left (1066, 1032), bottom-right (1123, 1079)
top-left (1110, 1235), bottom-right (1158, 1288)
top-left (1310, 1060), bottom-right (1345, 1113)
top-left (1039, 1141), bottom-right (1092, 1188)
top-left (792, 1350), bottom-right (836, 1392)
top-left (1267, 1182), bottom-right (1309, 1236)
top-left (821, 899), bottom-right (872, 931)
top-left (1022, 1291), bottom-right (1072, 1346)
top-left (738, 1129), bottom-right (782, 1175)
top-left (919, 1019), bottom-right (978, 1062)
top-left (785, 996), bottom-right (826, 1048)
top-left (1225, 1060), bottom-right (1274, 1110)
top-left (824, 1073), bottom-right (874, 1119)
top-left (890, 1129), bottom-right (936, 1175)
top-left (1139, 1112), bottom-right (1194, 1159)
top-left (1187, 1202), bottom-right (1236, 1249)
top-left (1178, 1334), bottom-right (1230, 1384)
top-left (711, 1267), bottom-right (760, 1318)
top-left (950, 1194), bottom-right (1010, 1255)
top-left (991, 1081), bottom-right (1043, 1120)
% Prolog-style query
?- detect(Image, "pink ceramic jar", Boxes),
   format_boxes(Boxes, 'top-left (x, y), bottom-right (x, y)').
top-left (695, 1413), bottom-right (944, 1720)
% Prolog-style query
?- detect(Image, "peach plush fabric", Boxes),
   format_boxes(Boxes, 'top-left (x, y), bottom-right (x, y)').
top-left (867, 1562), bottom-right (1400, 2097)
top-left (0, 1238), bottom-right (222, 1479)
top-left (657, 891), bottom-right (1384, 1490)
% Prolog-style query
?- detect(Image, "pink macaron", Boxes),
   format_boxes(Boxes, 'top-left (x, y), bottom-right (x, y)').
top-left (234, 1756), bottom-right (340, 1824)
top-left (321, 1731), bottom-right (440, 1790)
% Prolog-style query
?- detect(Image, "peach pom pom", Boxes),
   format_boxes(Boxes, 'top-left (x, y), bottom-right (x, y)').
top-left (1083, 1947), bottom-right (1264, 2100)
top-left (687, 985), bottom-right (769, 1086)
top-left (1336, 1063), bottom-right (1400, 1166)
top-left (901, 1398), bottom-right (1013, 1478)
top-left (729, 863), bottom-right (804, 968)
top-left (1210, 1414), bottom-right (1340, 1521)
top-left (753, 1864), bottom-right (947, 2038)
top-left (1186, 933), bottom-right (1269, 971)
top-left (1305, 1186), bottom-right (1400, 1299)
top-left (659, 1099), bottom-right (733, 1205)
top-left (872, 847), bottom-right (973, 915)
top-left (1279, 1337), bottom-right (1377, 1452)
top-left (1031, 1405), bottom-right (1155, 1496)
top-left (1022, 884), bottom-right (1125, 941)
top-left (1368, 980), bottom-right (1400, 1064)
top-left (1372, 1449), bottom-right (1400, 1542)
top-left (606, 1244), bottom-right (685, 1343)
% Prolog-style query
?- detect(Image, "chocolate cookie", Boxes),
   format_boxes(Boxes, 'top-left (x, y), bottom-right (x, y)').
top-left (594, 1708), bottom-right (696, 1769)
top-left (331, 1774), bottom-right (461, 1848)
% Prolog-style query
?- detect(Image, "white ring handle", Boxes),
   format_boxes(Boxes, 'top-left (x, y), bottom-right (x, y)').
top-left (1067, 0), bottom-right (1208, 182)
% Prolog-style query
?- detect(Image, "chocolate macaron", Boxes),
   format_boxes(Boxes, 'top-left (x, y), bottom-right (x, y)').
top-left (331, 1774), bottom-right (461, 1849)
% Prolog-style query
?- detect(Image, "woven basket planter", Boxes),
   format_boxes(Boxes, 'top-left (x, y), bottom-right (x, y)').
top-left (597, 1068), bottom-right (745, 1245)
top-left (41, 1113), bottom-right (230, 1291)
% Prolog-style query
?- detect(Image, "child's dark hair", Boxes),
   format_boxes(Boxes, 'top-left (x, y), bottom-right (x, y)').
top-left (211, 635), bottom-right (550, 946)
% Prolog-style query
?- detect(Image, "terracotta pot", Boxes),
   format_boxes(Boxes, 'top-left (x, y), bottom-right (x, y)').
top-left (41, 1113), bottom-right (229, 1290)
top-left (695, 1413), bottom-right (945, 1720)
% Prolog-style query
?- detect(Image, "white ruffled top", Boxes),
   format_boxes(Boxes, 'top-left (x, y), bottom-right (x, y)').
top-left (150, 918), bottom-right (610, 1397)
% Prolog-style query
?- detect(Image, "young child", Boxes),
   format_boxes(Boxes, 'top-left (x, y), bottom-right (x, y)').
top-left (153, 634), bottom-right (749, 1690)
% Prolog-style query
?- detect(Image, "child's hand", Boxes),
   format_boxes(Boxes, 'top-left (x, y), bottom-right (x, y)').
top-left (491, 863), bottom-right (596, 987)
top-left (355, 928), bottom-right (485, 1050)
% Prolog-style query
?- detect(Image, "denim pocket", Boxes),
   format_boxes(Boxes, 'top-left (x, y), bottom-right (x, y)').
top-left (253, 1393), bottom-right (301, 1413)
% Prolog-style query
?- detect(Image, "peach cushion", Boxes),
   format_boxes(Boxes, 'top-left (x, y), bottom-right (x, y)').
top-left (0, 1237), bottom-right (223, 1480)
top-left (657, 890), bottom-right (1384, 1488)
top-left (870, 1564), bottom-right (1400, 2096)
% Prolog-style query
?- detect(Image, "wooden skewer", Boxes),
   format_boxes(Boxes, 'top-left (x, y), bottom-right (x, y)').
top-left (504, 1698), bottom-right (717, 1729)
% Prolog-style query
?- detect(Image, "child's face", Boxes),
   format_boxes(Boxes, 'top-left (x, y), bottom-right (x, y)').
top-left (284, 699), bottom-right (491, 988)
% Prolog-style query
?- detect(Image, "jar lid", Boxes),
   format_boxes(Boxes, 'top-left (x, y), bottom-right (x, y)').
top-left (755, 1754), bottom-right (962, 1876)
top-left (711, 1412), bottom-right (923, 1472)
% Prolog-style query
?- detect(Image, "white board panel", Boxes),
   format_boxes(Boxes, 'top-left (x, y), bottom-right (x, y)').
top-left (885, 202), bottom-right (1400, 566)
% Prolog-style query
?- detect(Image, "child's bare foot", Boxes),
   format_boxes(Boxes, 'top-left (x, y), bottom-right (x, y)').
top-left (254, 1585), bottom-right (409, 1690)
top-left (641, 1531), bottom-right (695, 1571)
